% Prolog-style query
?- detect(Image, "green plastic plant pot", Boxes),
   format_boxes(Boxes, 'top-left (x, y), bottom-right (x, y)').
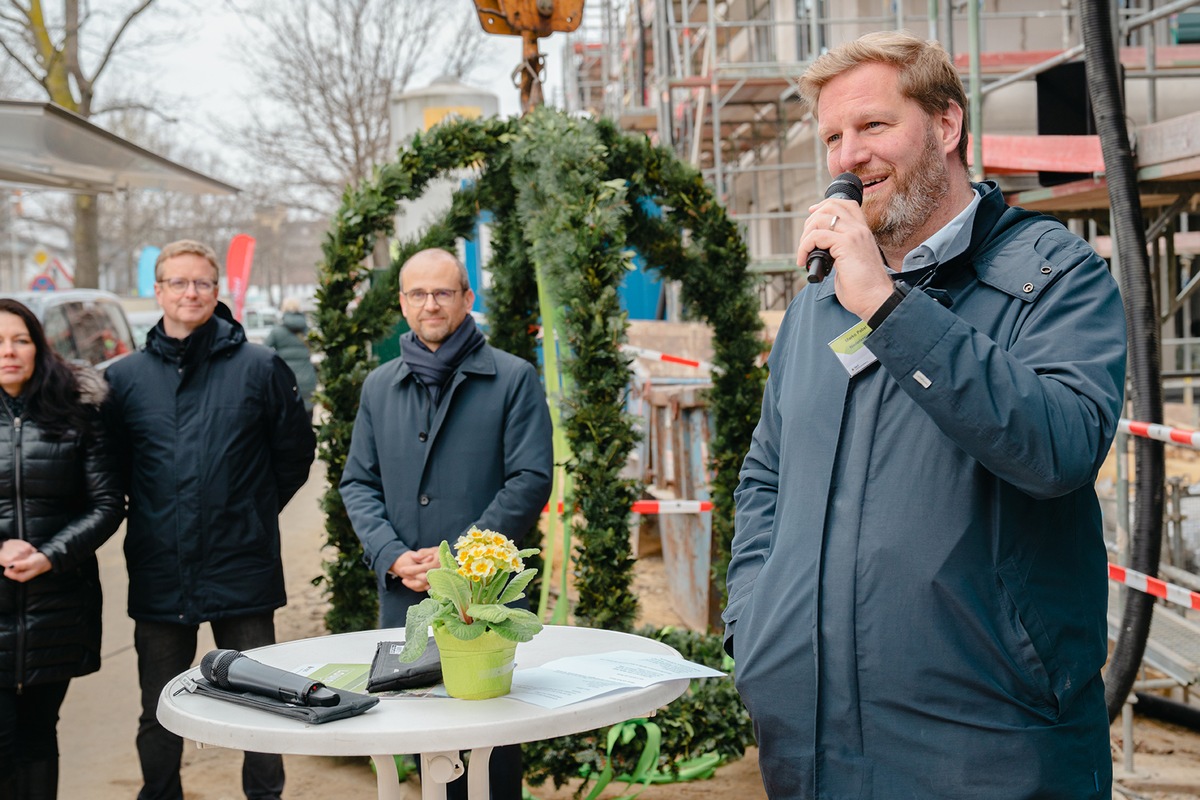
top-left (433, 627), bottom-right (518, 700)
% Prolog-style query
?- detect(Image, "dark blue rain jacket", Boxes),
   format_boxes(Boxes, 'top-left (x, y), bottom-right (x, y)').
top-left (725, 183), bottom-right (1126, 799)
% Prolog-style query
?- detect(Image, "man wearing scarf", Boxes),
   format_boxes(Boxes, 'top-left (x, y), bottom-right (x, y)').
top-left (341, 247), bottom-right (553, 800)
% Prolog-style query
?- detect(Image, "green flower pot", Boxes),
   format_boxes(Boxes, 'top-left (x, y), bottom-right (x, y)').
top-left (433, 627), bottom-right (518, 700)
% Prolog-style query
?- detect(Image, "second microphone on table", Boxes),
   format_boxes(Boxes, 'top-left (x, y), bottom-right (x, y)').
top-left (200, 648), bottom-right (340, 707)
top-left (806, 172), bottom-right (865, 284)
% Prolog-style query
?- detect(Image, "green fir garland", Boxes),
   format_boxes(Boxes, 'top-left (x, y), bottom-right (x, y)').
top-left (598, 120), bottom-right (766, 604)
top-left (510, 110), bottom-right (642, 631)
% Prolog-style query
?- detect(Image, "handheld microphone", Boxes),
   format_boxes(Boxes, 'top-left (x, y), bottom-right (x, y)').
top-left (200, 649), bottom-right (340, 707)
top-left (806, 172), bottom-right (865, 284)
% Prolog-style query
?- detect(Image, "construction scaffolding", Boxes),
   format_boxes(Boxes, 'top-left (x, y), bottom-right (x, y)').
top-left (562, 0), bottom-right (1200, 313)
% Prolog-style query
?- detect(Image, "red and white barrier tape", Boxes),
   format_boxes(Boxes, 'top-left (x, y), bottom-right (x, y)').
top-left (1119, 418), bottom-right (1200, 449)
top-left (544, 499), bottom-right (713, 514)
top-left (1109, 562), bottom-right (1200, 611)
top-left (1110, 418), bottom-right (1200, 609)
top-left (621, 344), bottom-right (714, 372)
top-left (632, 499), bottom-right (712, 514)
top-left (530, 327), bottom-right (715, 373)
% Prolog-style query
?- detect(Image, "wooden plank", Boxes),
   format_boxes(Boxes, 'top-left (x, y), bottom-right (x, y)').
top-left (1093, 231), bottom-right (1200, 258)
top-left (1138, 153), bottom-right (1200, 183)
top-left (951, 44), bottom-right (1200, 73)
top-left (653, 406), bottom-right (715, 633)
top-left (1005, 177), bottom-right (1112, 212)
top-left (1138, 112), bottom-right (1200, 168)
top-left (968, 134), bottom-right (1105, 174)
top-left (1005, 177), bottom-right (1187, 212)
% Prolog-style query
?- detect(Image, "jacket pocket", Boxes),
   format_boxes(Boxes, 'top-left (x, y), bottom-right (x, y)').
top-left (996, 559), bottom-right (1059, 717)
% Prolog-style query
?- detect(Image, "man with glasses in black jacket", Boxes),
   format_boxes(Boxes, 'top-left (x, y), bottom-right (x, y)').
top-left (104, 239), bottom-right (315, 800)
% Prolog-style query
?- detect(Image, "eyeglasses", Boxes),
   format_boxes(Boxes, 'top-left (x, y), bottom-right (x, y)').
top-left (159, 278), bottom-right (217, 295)
top-left (401, 288), bottom-right (462, 306)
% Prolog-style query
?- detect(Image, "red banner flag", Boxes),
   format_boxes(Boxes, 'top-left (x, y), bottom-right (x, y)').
top-left (225, 234), bottom-right (256, 322)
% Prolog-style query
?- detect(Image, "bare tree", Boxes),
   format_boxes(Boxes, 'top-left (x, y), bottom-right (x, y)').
top-left (443, 9), bottom-right (494, 83)
top-left (0, 0), bottom-right (163, 287)
top-left (0, 43), bottom-right (31, 95)
top-left (100, 115), bottom-right (247, 293)
top-left (236, 0), bottom-right (491, 217)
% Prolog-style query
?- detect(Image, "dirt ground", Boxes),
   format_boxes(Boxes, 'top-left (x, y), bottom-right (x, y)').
top-left (57, 460), bottom-right (1200, 799)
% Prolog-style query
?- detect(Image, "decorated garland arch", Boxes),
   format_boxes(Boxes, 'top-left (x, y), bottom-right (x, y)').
top-left (312, 107), bottom-right (764, 782)
top-left (314, 106), bottom-right (765, 634)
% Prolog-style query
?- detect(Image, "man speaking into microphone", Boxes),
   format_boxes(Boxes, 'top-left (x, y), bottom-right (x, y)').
top-left (723, 32), bottom-right (1125, 799)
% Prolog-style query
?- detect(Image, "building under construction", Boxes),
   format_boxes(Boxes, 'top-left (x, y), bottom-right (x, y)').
top-left (561, 1), bottom-right (1200, 338)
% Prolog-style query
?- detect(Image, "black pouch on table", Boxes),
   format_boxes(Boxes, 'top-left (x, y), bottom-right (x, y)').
top-left (179, 676), bottom-right (379, 724)
top-left (367, 638), bottom-right (442, 692)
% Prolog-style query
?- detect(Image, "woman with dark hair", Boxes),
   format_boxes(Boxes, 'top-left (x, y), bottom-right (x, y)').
top-left (0, 298), bottom-right (123, 799)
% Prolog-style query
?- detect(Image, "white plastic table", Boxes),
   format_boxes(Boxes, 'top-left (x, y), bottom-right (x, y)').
top-left (157, 625), bottom-right (689, 800)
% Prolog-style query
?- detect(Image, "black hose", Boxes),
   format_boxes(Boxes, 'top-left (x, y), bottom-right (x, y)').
top-left (1077, 0), bottom-right (1165, 722)
top-left (1132, 692), bottom-right (1200, 732)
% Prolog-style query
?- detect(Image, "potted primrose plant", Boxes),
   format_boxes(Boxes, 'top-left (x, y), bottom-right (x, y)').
top-left (398, 527), bottom-right (543, 699)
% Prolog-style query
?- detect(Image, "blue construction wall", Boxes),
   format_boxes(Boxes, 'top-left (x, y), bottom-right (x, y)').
top-left (621, 252), bottom-right (664, 320)
top-left (463, 214), bottom-right (664, 321)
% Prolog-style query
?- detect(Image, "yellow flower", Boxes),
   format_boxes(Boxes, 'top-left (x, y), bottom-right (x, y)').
top-left (447, 528), bottom-right (531, 598)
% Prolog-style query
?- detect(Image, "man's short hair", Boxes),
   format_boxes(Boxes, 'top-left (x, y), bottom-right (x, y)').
top-left (155, 239), bottom-right (220, 280)
top-left (399, 248), bottom-right (471, 291)
top-left (798, 31), bottom-right (969, 170)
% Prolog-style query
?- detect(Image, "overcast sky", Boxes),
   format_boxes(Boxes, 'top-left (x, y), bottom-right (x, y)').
top-left (115, 0), bottom-right (568, 180)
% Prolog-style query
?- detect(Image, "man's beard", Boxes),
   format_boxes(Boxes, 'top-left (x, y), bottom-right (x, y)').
top-left (865, 126), bottom-right (949, 253)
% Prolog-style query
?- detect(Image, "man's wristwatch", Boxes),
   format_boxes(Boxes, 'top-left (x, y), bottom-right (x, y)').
top-left (867, 280), bottom-right (910, 330)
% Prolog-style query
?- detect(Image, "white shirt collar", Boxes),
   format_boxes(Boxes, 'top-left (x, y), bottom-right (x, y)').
top-left (899, 187), bottom-right (983, 273)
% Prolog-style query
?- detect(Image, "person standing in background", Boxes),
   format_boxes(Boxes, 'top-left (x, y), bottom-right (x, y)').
top-left (341, 248), bottom-right (553, 799)
top-left (0, 298), bottom-right (124, 800)
top-left (264, 297), bottom-right (318, 420)
top-left (104, 239), bottom-right (315, 800)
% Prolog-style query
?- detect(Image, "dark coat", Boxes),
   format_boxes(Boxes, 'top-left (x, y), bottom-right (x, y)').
top-left (725, 184), bottom-right (1126, 798)
top-left (263, 312), bottom-right (317, 412)
top-left (340, 343), bottom-right (553, 627)
top-left (0, 373), bottom-right (124, 688)
top-left (103, 304), bottom-right (316, 624)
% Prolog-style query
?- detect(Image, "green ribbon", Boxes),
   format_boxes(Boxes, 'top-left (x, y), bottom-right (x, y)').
top-left (582, 718), bottom-right (661, 800)
top-left (575, 718), bottom-right (724, 799)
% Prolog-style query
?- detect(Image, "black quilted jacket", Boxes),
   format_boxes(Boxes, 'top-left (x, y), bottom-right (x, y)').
top-left (0, 374), bottom-right (124, 688)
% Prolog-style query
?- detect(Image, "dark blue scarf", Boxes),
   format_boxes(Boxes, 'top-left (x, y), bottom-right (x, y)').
top-left (400, 315), bottom-right (486, 406)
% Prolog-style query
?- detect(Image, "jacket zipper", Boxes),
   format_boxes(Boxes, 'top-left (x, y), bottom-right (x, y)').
top-left (11, 414), bottom-right (26, 692)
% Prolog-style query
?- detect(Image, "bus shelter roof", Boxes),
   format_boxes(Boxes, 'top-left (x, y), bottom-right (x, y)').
top-left (0, 100), bottom-right (238, 195)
